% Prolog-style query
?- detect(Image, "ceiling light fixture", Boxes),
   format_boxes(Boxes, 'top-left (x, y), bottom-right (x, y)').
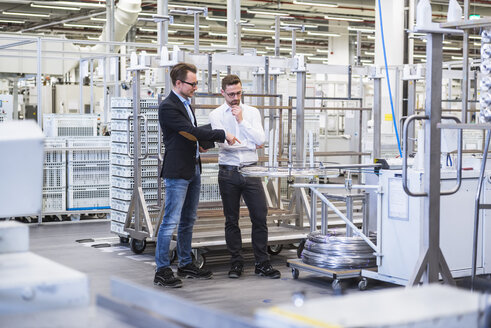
top-left (249, 10), bottom-right (289, 16)
top-left (307, 31), bottom-right (340, 37)
top-left (293, 1), bottom-right (338, 8)
top-left (272, 36), bottom-right (305, 41)
top-left (280, 22), bottom-right (318, 29)
top-left (0, 19), bottom-right (25, 24)
top-left (316, 49), bottom-right (329, 53)
top-left (325, 16), bottom-right (363, 22)
top-left (30, 3), bottom-right (80, 11)
top-left (90, 17), bottom-right (107, 22)
top-left (54, 1), bottom-right (105, 8)
top-left (4, 11), bottom-right (50, 18)
top-left (347, 27), bottom-right (374, 33)
top-left (64, 23), bottom-right (104, 29)
top-left (243, 28), bottom-right (275, 34)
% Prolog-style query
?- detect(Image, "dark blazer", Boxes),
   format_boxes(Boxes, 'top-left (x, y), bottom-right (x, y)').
top-left (159, 91), bottom-right (225, 179)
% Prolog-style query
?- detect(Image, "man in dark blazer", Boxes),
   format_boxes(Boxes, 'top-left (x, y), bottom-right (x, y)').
top-left (154, 62), bottom-right (238, 288)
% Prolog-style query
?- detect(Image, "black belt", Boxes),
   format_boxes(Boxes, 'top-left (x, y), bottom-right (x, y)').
top-left (219, 163), bottom-right (256, 171)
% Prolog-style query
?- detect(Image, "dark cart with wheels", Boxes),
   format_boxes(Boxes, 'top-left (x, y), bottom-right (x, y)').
top-left (287, 258), bottom-right (370, 290)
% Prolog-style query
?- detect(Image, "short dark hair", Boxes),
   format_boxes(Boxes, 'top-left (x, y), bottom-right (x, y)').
top-left (221, 74), bottom-right (241, 91)
top-left (170, 62), bottom-right (197, 86)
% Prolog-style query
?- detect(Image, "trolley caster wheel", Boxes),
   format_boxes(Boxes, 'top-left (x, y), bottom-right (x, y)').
top-left (268, 244), bottom-right (283, 255)
top-left (332, 279), bottom-right (341, 290)
top-left (191, 251), bottom-right (206, 269)
top-left (292, 268), bottom-right (300, 279)
top-left (169, 248), bottom-right (177, 264)
top-left (130, 238), bottom-right (146, 254)
top-left (358, 278), bottom-right (368, 291)
top-left (119, 236), bottom-right (129, 244)
top-left (297, 239), bottom-right (306, 258)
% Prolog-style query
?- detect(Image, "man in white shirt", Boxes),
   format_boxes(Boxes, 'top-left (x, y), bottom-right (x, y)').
top-left (209, 75), bottom-right (281, 279)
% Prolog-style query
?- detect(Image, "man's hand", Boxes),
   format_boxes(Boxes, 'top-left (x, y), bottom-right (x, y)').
top-left (231, 105), bottom-right (243, 123)
top-left (199, 146), bottom-right (208, 153)
top-left (226, 132), bottom-right (241, 145)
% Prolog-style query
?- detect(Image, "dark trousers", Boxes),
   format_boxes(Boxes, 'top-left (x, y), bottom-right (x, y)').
top-left (218, 168), bottom-right (269, 264)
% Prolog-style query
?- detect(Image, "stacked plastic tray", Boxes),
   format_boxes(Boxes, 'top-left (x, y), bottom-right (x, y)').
top-left (43, 114), bottom-right (98, 137)
top-left (42, 138), bottom-right (67, 212)
top-left (201, 163), bottom-right (221, 202)
top-left (110, 98), bottom-right (163, 238)
top-left (66, 137), bottom-right (110, 210)
top-left (0, 112), bottom-right (6, 123)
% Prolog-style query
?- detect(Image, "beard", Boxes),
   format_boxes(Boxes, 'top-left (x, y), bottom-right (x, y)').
top-left (230, 100), bottom-right (240, 106)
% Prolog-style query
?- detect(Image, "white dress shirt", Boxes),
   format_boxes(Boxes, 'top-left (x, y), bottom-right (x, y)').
top-left (209, 102), bottom-right (265, 166)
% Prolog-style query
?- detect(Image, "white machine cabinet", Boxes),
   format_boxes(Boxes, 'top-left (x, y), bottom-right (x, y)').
top-left (375, 169), bottom-right (491, 284)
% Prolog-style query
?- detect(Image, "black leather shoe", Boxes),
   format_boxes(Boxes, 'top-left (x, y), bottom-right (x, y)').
top-left (228, 262), bottom-right (244, 279)
top-left (177, 263), bottom-right (213, 279)
top-left (154, 267), bottom-right (183, 288)
top-left (255, 261), bottom-right (281, 279)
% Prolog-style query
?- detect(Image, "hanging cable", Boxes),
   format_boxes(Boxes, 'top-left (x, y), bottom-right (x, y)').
top-left (377, 0), bottom-right (403, 158)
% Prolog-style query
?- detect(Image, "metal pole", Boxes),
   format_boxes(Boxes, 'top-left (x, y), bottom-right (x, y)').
top-left (194, 12), bottom-right (200, 54)
top-left (79, 59), bottom-right (84, 114)
top-left (90, 59), bottom-right (94, 114)
top-left (295, 70), bottom-right (306, 226)
top-left (133, 70), bottom-right (142, 230)
top-left (207, 53), bottom-right (212, 94)
top-left (274, 16), bottom-right (280, 57)
top-left (291, 30), bottom-right (296, 57)
top-left (408, 32), bottom-right (453, 286)
top-left (356, 31), bottom-right (361, 66)
top-left (12, 77), bottom-right (18, 119)
top-left (236, 19), bottom-right (242, 55)
top-left (423, 32), bottom-right (443, 284)
top-left (373, 77), bottom-right (382, 159)
top-left (37, 37), bottom-right (42, 225)
top-left (103, 57), bottom-right (108, 124)
top-left (407, 79), bottom-right (416, 153)
top-left (472, 129), bottom-right (491, 288)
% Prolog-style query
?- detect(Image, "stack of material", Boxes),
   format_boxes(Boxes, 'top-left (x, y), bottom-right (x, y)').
top-left (109, 97), bottom-right (163, 239)
top-left (301, 231), bottom-right (376, 269)
top-left (66, 137), bottom-right (110, 210)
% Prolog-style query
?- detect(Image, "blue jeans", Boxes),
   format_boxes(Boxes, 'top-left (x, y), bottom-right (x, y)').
top-left (155, 165), bottom-right (200, 270)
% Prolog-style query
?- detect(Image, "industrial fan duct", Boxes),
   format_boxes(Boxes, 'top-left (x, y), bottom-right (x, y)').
top-left (301, 231), bottom-right (376, 270)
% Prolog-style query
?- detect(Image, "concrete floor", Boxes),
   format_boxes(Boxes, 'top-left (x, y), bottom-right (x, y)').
top-left (26, 219), bottom-right (396, 322)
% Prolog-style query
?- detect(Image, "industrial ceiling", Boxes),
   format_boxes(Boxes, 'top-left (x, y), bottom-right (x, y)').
top-left (0, 0), bottom-right (489, 64)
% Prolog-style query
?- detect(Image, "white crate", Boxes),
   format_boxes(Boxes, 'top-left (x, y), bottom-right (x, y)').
top-left (42, 187), bottom-right (66, 212)
top-left (44, 137), bottom-right (66, 164)
top-left (110, 219), bottom-right (129, 237)
top-left (110, 209), bottom-right (128, 224)
top-left (110, 154), bottom-right (158, 166)
top-left (111, 108), bottom-right (159, 121)
top-left (110, 164), bottom-right (159, 178)
top-left (0, 113), bottom-right (6, 122)
top-left (67, 137), bottom-right (110, 163)
top-left (110, 97), bottom-right (158, 108)
top-left (67, 186), bottom-right (110, 210)
top-left (111, 131), bottom-right (160, 144)
top-left (68, 163), bottom-right (110, 186)
top-left (111, 141), bottom-right (161, 156)
top-left (111, 176), bottom-right (158, 190)
top-left (43, 114), bottom-right (98, 137)
top-left (111, 119), bottom-right (159, 132)
top-left (111, 187), bottom-right (161, 201)
top-left (43, 163), bottom-right (66, 188)
top-left (201, 178), bottom-right (221, 202)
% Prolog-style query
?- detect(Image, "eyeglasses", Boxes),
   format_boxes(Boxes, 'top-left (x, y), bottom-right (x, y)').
top-left (225, 91), bottom-right (243, 98)
top-left (179, 80), bottom-right (199, 88)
